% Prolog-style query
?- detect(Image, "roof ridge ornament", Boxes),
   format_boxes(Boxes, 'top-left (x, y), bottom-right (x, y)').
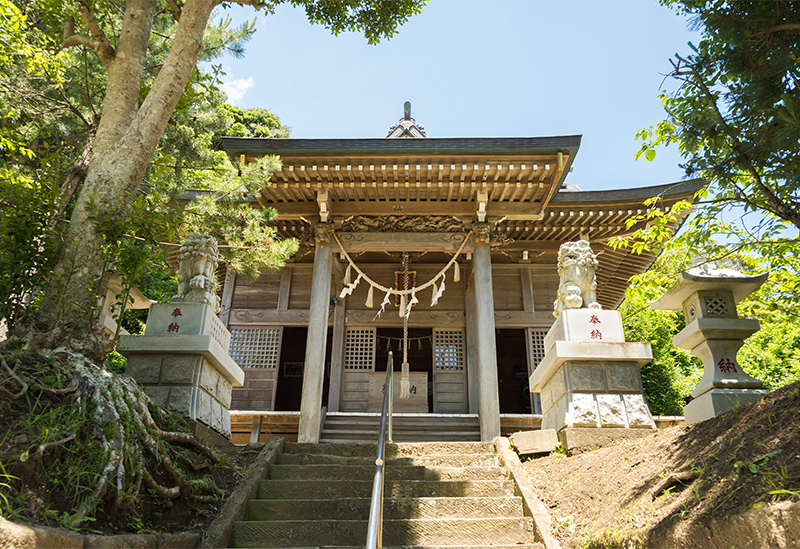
top-left (386, 101), bottom-right (427, 138)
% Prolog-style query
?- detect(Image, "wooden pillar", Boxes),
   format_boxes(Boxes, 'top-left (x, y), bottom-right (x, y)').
top-left (297, 224), bottom-right (333, 443)
top-left (472, 224), bottom-right (501, 441)
top-left (465, 276), bottom-right (479, 414)
top-left (218, 269), bottom-right (236, 327)
top-left (327, 293), bottom-right (347, 412)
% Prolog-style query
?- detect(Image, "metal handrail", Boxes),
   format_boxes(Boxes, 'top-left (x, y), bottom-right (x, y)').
top-left (366, 351), bottom-right (394, 549)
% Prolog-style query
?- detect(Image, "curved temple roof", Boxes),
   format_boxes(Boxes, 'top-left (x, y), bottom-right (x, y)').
top-left (221, 134), bottom-right (703, 309)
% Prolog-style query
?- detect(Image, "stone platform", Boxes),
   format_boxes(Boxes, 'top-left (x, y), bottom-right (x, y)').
top-left (119, 302), bottom-right (244, 438)
top-left (530, 309), bottom-right (655, 433)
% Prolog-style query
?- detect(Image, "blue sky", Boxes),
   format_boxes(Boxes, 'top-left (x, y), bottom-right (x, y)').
top-left (216, 0), bottom-right (697, 192)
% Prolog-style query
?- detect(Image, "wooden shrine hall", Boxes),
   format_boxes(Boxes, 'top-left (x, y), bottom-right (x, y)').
top-left (217, 104), bottom-right (701, 444)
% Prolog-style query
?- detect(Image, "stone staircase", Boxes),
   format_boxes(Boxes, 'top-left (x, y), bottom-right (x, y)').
top-left (226, 441), bottom-right (546, 548)
top-left (319, 413), bottom-right (481, 443)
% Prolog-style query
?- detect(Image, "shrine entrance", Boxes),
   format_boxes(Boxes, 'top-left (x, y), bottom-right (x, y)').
top-left (496, 329), bottom-right (532, 414)
top-left (375, 328), bottom-right (433, 412)
top-left (230, 326), bottom-right (331, 413)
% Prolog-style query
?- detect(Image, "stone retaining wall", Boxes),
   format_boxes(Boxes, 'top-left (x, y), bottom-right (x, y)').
top-left (126, 354), bottom-right (232, 437)
top-left (0, 519), bottom-right (200, 549)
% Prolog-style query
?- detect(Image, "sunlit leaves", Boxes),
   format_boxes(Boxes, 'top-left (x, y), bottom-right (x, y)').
top-left (279, 0), bottom-right (426, 45)
top-left (652, 2), bottom-right (799, 226)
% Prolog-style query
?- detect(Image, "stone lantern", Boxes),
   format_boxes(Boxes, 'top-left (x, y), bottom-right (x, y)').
top-left (649, 264), bottom-right (768, 423)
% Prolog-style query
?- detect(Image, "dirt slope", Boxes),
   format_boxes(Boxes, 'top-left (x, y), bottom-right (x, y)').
top-left (524, 381), bottom-right (800, 548)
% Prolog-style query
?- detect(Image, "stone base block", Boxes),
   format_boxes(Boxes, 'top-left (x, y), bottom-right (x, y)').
top-left (683, 388), bottom-right (768, 424)
top-left (128, 354), bottom-right (233, 438)
top-left (558, 427), bottom-right (655, 455)
top-left (511, 429), bottom-right (559, 455)
top-left (537, 361), bottom-right (656, 431)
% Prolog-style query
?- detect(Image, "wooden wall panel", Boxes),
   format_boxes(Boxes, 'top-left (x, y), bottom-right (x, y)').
top-left (492, 269), bottom-right (524, 312)
top-left (532, 272), bottom-right (560, 316)
top-left (231, 271), bottom-right (281, 310)
top-left (231, 369), bottom-right (277, 410)
top-left (288, 269), bottom-right (313, 310)
top-left (341, 371), bottom-right (370, 412)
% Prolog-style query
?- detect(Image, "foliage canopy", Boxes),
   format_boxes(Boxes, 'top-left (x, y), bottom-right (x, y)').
top-left (0, 0), bottom-right (423, 356)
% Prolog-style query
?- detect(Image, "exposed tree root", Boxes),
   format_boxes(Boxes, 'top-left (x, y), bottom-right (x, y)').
top-left (0, 356), bottom-right (28, 399)
top-left (0, 434), bottom-right (76, 464)
top-left (0, 347), bottom-right (229, 526)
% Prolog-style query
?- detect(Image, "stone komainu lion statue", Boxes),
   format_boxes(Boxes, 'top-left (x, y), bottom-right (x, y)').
top-left (553, 240), bottom-right (602, 318)
top-left (172, 233), bottom-right (221, 314)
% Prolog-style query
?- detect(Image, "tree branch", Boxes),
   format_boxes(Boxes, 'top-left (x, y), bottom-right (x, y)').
top-left (165, 0), bottom-right (182, 21)
top-left (1, 357), bottom-right (27, 399)
top-left (223, 0), bottom-right (270, 10)
top-left (78, 2), bottom-right (115, 63)
top-left (60, 4), bottom-right (116, 67)
top-left (753, 23), bottom-right (800, 36)
top-left (688, 67), bottom-right (800, 230)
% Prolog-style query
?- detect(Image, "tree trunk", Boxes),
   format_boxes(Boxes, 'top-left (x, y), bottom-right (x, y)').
top-left (33, 0), bottom-right (216, 360)
top-left (52, 119), bottom-right (99, 228)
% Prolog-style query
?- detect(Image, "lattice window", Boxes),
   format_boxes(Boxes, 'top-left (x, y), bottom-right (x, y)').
top-left (229, 327), bottom-right (282, 369)
top-left (704, 296), bottom-right (731, 316)
top-left (344, 328), bottom-right (376, 371)
top-left (528, 329), bottom-right (548, 370)
top-left (433, 328), bottom-right (465, 372)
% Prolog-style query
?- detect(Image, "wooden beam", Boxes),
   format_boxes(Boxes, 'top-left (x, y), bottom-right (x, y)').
top-left (230, 308), bottom-right (334, 326)
top-left (494, 310), bottom-right (554, 328)
top-left (327, 295), bottom-right (347, 412)
top-left (249, 415), bottom-right (263, 444)
top-left (277, 267), bottom-right (292, 312)
top-left (345, 309), bottom-right (466, 327)
top-left (465, 287), bottom-right (479, 414)
top-left (333, 232), bottom-right (474, 253)
top-left (270, 201), bottom-right (544, 220)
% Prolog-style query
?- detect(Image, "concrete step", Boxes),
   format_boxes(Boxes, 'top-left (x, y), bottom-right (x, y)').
top-left (322, 414), bottom-right (480, 426)
top-left (276, 452), bottom-right (499, 467)
top-left (258, 479), bottom-right (517, 500)
top-left (267, 464), bottom-right (510, 481)
top-left (319, 432), bottom-right (481, 443)
top-left (246, 496), bottom-right (524, 521)
top-left (224, 545), bottom-right (544, 548)
top-left (320, 421), bottom-right (481, 428)
top-left (232, 517), bottom-right (535, 548)
top-left (320, 416), bottom-right (481, 443)
top-left (283, 441), bottom-right (495, 457)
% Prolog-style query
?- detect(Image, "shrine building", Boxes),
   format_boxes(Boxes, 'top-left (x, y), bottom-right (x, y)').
top-left (217, 104), bottom-right (701, 444)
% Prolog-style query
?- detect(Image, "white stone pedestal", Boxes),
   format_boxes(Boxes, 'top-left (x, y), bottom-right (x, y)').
top-left (683, 388), bottom-right (767, 424)
top-left (118, 303), bottom-right (244, 438)
top-left (530, 310), bottom-right (655, 433)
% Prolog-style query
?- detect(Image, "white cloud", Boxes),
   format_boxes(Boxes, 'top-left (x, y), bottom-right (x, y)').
top-left (221, 77), bottom-right (254, 103)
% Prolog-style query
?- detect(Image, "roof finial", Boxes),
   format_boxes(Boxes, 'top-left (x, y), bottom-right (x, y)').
top-left (386, 101), bottom-right (426, 138)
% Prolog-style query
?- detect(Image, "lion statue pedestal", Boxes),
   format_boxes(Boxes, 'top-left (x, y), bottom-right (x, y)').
top-left (118, 234), bottom-right (243, 439)
top-left (529, 240), bottom-right (656, 454)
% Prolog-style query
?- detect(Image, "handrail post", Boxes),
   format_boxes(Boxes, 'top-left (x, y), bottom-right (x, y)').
top-left (388, 364), bottom-right (394, 443)
top-left (317, 406), bottom-right (327, 442)
top-left (366, 351), bottom-right (394, 549)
